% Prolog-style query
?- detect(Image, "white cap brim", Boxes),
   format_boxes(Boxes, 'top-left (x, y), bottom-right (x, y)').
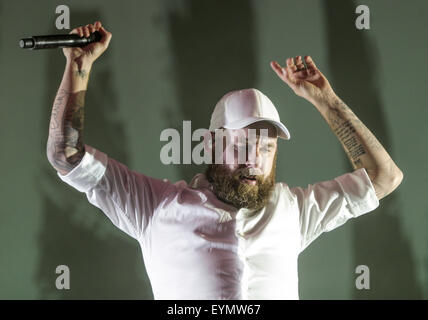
top-left (221, 117), bottom-right (290, 140)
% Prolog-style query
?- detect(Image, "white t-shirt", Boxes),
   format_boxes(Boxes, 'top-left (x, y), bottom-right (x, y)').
top-left (57, 145), bottom-right (379, 300)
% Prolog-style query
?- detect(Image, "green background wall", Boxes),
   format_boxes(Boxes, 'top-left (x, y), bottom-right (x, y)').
top-left (0, 0), bottom-right (426, 299)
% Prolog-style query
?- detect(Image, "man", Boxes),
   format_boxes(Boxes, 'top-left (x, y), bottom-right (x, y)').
top-left (47, 21), bottom-right (403, 299)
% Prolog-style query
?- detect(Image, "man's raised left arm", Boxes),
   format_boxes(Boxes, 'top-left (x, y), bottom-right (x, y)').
top-left (271, 55), bottom-right (403, 200)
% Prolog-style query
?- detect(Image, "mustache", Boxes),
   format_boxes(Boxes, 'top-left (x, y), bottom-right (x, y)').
top-left (233, 167), bottom-right (264, 180)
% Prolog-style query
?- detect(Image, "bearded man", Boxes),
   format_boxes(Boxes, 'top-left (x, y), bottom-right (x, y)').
top-left (47, 22), bottom-right (403, 299)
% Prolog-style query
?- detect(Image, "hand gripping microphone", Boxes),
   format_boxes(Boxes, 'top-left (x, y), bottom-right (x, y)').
top-left (19, 31), bottom-right (102, 50)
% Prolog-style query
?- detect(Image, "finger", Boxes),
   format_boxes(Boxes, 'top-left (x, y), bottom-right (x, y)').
top-left (295, 55), bottom-right (305, 70)
top-left (286, 66), bottom-right (305, 84)
top-left (282, 69), bottom-right (298, 89)
top-left (70, 27), bottom-right (83, 37)
top-left (69, 28), bottom-right (79, 35)
top-left (271, 61), bottom-right (291, 83)
top-left (305, 55), bottom-right (324, 77)
top-left (304, 55), bottom-right (317, 71)
top-left (94, 21), bottom-right (102, 30)
top-left (270, 61), bottom-right (283, 74)
top-left (87, 24), bottom-right (95, 34)
top-left (82, 26), bottom-right (90, 37)
top-left (286, 57), bottom-right (297, 72)
top-left (275, 61), bottom-right (298, 87)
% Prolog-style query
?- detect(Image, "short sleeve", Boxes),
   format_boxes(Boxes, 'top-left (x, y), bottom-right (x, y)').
top-left (57, 144), bottom-right (171, 240)
top-left (289, 168), bottom-right (379, 253)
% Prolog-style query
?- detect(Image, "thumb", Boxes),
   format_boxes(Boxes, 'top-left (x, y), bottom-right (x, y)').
top-left (271, 61), bottom-right (293, 86)
top-left (282, 68), bottom-right (287, 77)
top-left (99, 26), bottom-right (112, 45)
top-left (270, 61), bottom-right (286, 77)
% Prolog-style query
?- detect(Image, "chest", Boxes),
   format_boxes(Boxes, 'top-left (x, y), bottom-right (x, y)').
top-left (146, 187), bottom-right (300, 261)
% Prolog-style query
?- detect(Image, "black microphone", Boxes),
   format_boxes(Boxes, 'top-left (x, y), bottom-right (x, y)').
top-left (19, 31), bottom-right (102, 50)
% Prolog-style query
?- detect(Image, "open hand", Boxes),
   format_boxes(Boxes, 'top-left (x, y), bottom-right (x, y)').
top-left (270, 56), bottom-right (336, 105)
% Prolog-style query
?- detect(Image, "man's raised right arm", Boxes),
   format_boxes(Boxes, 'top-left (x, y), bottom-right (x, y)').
top-left (46, 21), bottom-right (112, 175)
top-left (45, 23), bottom-right (173, 240)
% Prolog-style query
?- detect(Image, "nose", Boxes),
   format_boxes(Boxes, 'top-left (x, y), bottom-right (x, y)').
top-left (245, 143), bottom-right (261, 167)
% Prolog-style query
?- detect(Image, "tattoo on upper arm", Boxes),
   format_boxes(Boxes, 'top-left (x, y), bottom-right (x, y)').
top-left (47, 89), bottom-right (86, 173)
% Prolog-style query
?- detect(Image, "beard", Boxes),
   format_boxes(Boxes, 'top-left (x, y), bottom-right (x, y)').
top-left (205, 152), bottom-right (277, 212)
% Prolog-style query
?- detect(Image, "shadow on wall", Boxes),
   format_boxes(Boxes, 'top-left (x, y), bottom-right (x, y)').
top-left (165, 0), bottom-right (258, 182)
top-left (323, 0), bottom-right (422, 299)
top-left (0, 2), bottom-right (2, 62)
top-left (36, 12), bottom-right (153, 299)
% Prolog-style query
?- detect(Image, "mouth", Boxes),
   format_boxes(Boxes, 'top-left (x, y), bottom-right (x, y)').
top-left (239, 174), bottom-right (258, 185)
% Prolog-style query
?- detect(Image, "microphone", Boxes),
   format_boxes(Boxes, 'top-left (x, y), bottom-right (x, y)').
top-left (19, 31), bottom-right (102, 50)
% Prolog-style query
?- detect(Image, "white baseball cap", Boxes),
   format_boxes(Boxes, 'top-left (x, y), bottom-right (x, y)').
top-left (209, 88), bottom-right (290, 140)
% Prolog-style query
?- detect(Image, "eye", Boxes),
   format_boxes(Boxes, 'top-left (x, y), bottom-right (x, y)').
top-left (260, 147), bottom-right (272, 153)
top-left (234, 145), bottom-right (246, 152)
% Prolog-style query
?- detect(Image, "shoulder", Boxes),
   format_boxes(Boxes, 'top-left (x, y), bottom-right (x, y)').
top-left (275, 181), bottom-right (294, 197)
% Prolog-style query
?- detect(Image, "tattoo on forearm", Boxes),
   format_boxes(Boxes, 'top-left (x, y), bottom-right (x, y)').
top-left (47, 89), bottom-right (86, 173)
top-left (323, 97), bottom-right (400, 199)
top-left (75, 69), bottom-right (88, 79)
top-left (327, 98), bottom-right (382, 169)
top-left (329, 110), bottom-right (366, 164)
top-left (331, 98), bottom-right (382, 150)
